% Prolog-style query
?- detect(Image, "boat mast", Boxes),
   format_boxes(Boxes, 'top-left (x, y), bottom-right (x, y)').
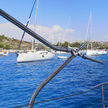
top-left (34, 0), bottom-right (39, 32)
top-left (86, 9), bottom-right (92, 50)
top-left (32, 0), bottom-right (39, 50)
top-left (90, 10), bottom-right (92, 50)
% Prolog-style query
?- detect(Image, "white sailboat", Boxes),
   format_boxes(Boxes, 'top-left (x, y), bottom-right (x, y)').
top-left (86, 49), bottom-right (107, 56)
top-left (0, 48), bottom-right (4, 56)
top-left (17, 50), bottom-right (55, 63)
top-left (57, 55), bottom-right (67, 59)
top-left (86, 10), bottom-right (107, 56)
top-left (17, 0), bottom-right (55, 63)
top-left (0, 49), bottom-right (8, 56)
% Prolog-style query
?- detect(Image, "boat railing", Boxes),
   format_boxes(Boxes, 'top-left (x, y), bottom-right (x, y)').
top-left (13, 82), bottom-right (108, 108)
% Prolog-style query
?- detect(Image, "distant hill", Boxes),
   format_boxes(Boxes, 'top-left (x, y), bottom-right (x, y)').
top-left (0, 35), bottom-right (48, 50)
top-left (56, 41), bottom-right (108, 50)
top-left (0, 35), bottom-right (108, 50)
top-left (0, 35), bottom-right (32, 50)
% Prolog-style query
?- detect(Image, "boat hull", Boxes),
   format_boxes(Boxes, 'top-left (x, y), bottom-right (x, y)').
top-left (17, 51), bottom-right (55, 63)
top-left (58, 56), bottom-right (67, 59)
top-left (86, 50), bottom-right (107, 56)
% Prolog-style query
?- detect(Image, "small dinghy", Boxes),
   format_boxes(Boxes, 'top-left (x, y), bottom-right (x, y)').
top-left (58, 56), bottom-right (67, 59)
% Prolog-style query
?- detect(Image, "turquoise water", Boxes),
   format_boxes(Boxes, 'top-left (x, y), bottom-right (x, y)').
top-left (0, 53), bottom-right (108, 108)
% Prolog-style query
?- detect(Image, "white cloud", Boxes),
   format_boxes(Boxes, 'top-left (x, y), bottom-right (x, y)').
top-left (0, 22), bottom-right (75, 43)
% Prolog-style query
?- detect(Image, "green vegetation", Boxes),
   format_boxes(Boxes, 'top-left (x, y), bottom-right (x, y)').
top-left (56, 41), bottom-right (83, 48)
top-left (0, 42), bottom-right (4, 48)
top-left (56, 41), bottom-right (108, 50)
top-left (0, 35), bottom-right (31, 50)
top-left (0, 35), bottom-right (108, 50)
top-left (0, 35), bottom-right (10, 41)
top-left (70, 42), bottom-right (82, 48)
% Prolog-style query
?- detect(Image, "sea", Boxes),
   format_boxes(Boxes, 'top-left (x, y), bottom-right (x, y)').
top-left (0, 53), bottom-right (108, 108)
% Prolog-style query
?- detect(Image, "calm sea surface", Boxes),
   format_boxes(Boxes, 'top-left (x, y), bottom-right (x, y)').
top-left (0, 53), bottom-right (108, 108)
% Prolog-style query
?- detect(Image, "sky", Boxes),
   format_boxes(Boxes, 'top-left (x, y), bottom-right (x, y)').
top-left (0, 0), bottom-right (108, 43)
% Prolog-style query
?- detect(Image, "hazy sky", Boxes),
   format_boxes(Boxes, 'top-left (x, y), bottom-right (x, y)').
top-left (0, 0), bottom-right (108, 43)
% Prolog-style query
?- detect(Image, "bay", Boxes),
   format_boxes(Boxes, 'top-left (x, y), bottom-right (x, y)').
top-left (0, 53), bottom-right (108, 108)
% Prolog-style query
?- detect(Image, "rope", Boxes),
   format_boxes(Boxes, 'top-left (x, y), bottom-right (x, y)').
top-left (18, 0), bottom-right (37, 50)
top-left (12, 82), bottom-right (108, 108)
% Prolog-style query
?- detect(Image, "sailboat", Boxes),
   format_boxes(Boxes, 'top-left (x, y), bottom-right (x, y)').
top-left (0, 49), bottom-right (4, 56)
top-left (17, 40), bottom-right (55, 63)
top-left (17, 0), bottom-right (55, 63)
top-left (0, 49), bottom-right (8, 56)
top-left (86, 48), bottom-right (107, 56)
top-left (86, 11), bottom-right (107, 56)
top-left (17, 50), bottom-right (55, 63)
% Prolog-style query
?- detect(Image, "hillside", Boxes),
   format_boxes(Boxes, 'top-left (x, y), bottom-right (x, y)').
top-left (0, 35), bottom-right (108, 50)
top-left (0, 35), bottom-right (32, 50)
top-left (56, 41), bottom-right (108, 50)
top-left (0, 35), bottom-right (48, 50)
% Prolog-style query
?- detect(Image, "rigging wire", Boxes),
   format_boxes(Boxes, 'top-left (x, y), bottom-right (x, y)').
top-left (18, 0), bottom-right (37, 50)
